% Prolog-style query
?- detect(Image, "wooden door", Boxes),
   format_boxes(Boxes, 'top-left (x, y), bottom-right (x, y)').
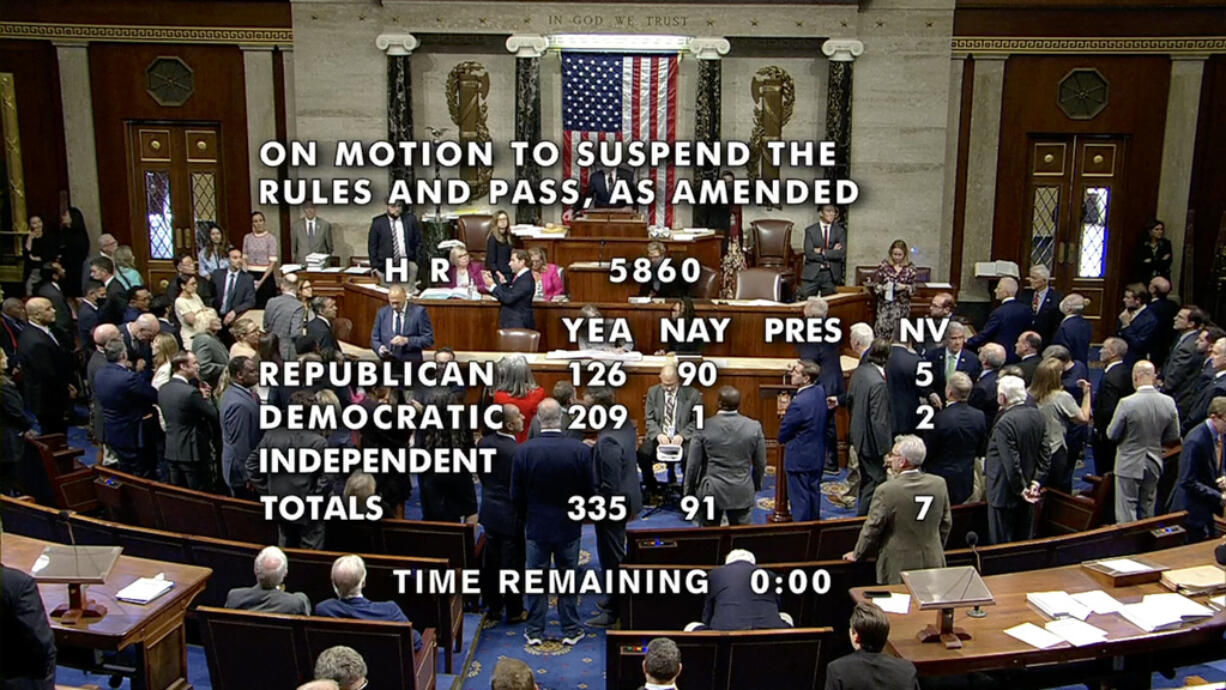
top-left (126, 123), bottom-right (223, 291)
top-left (1024, 135), bottom-right (1127, 341)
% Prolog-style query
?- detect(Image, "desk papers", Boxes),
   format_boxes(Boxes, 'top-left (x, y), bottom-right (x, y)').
top-left (1096, 558), bottom-right (1151, 574)
top-left (1027, 591), bottom-right (1091, 620)
top-left (1070, 590), bottom-right (1124, 614)
top-left (117, 575), bottom-right (174, 604)
top-left (1004, 623), bottom-right (1065, 649)
top-left (1045, 619), bottom-right (1109, 647)
top-left (544, 350), bottom-right (644, 362)
top-left (1118, 593), bottom-right (1212, 632)
top-left (871, 593), bottom-right (911, 614)
top-left (1160, 565), bottom-right (1226, 596)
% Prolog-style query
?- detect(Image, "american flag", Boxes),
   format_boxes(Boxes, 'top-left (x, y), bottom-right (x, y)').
top-left (562, 52), bottom-right (679, 227)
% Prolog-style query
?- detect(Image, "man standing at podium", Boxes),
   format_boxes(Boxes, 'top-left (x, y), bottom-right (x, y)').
top-left (371, 285), bottom-right (434, 364)
top-left (799, 204), bottom-right (846, 298)
top-left (575, 164), bottom-right (633, 214)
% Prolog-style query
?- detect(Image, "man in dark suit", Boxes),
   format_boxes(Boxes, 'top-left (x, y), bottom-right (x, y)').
top-left (1118, 282), bottom-right (1158, 366)
top-left (916, 292), bottom-right (956, 358)
top-left (221, 357), bottom-right (263, 497)
top-left (684, 386), bottom-right (767, 527)
top-left (824, 603), bottom-right (919, 689)
top-left (778, 360), bottom-right (828, 522)
top-left (477, 404), bottom-right (526, 625)
top-left (1052, 293), bottom-right (1092, 365)
top-left (224, 546), bottom-right (312, 614)
top-left (638, 241), bottom-right (687, 299)
top-left (149, 294), bottom-right (181, 348)
top-left (886, 340), bottom-right (923, 437)
top-left (576, 165), bottom-right (633, 213)
top-left (969, 343), bottom-right (1006, 422)
top-left (967, 277), bottom-right (1030, 364)
top-left (263, 275), bottom-right (305, 362)
top-left (247, 390), bottom-right (330, 549)
top-left (368, 199), bottom-right (423, 289)
top-left (1185, 337), bottom-right (1226, 435)
top-left (694, 549), bottom-right (790, 630)
top-left (81, 232), bottom-right (121, 294)
top-left (1, 564), bottom-right (57, 690)
top-left (370, 284), bottom-right (434, 363)
top-left (1019, 265), bottom-right (1062, 347)
top-left (797, 296), bottom-right (845, 473)
top-left (34, 261), bottom-right (74, 345)
top-left (1093, 337), bottom-right (1133, 477)
top-left (307, 296), bottom-right (340, 352)
top-left (639, 362), bottom-right (701, 495)
top-left (122, 314), bottom-right (159, 374)
top-left (510, 398), bottom-right (594, 646)
top-left (925, 373), bottom-right (987, 504)
top-left (799, 204), bottom-right (847, 297)
top-left (159, 350), bottom-right (219, 490)
top-left (1177, 327), bottom-right (1225, 428)
top-left (984, 375), bottom-right (1051, 544)
top-left (639, 637), bottom-right (682, 690)
top-left (1147, 277), bottom-right (1179, 370)
top-left (94, 339), bottom-right (159, 477)
top-left (483, 249), bottom-right (536, 329)
top-left (121, 285), bottom-right (152, 324)
top-left (17, 297), bottom-right (76, 434)
top-left (212, 247), bottom-right (257, 329)
top-left (1015, 331), bottom-right (1043, 385)
top-left (0, 298), bottom-right (26, 365)
top-left (835, 339), bottom-right (893, 516)
top-left (76, 281), bottom-right (106, 349)
top-left (1173, 397), bottom-right (1226, 542)
top-left (1163, 306), bottom-right (1209, 405)
top-left (315, 555), bottom-right (423, 651)
top-left (586, 386), bottom-right (643, 628)
top-left (927, 322), bottom-right (981, 403)
top-left (89, 256), bottom-right (127, 325)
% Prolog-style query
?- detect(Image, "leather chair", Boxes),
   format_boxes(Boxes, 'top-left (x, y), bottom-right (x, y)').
top-left (690, 265), bottom-right (721, 299)
top-left (497, 328), bottom-right (541, 352)
top-left (457, 214), bottom-right (495, 261)
top-left (734, 268), bottom-right (783, 301)
top-left (748, 219), bottom-right (797, 297)
top-left (331, 316), bottom-right (354, 344)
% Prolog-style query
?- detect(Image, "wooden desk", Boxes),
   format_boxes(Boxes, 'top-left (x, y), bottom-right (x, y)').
top-left (850, 541), bottom-right (1226, 678)
top-left (341, 279), bottom-right (873, 358)
top-left (562, 264), bottom-right (638, 303)
top-left (569, 213), bottom-right (649, 238)
top-left (1, 533), bottom-right (211, 690)
top-left (521, 233), bottom-right (722, 267)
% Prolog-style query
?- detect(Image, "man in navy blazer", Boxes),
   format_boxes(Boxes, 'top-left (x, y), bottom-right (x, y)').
top-left (94, 339), bottom-right (159, 477)
top-left (212, 247), bottom-right (257, 327)
top-left (1173, 397), bottom-right (1226, 541)
top-left (967, 277), bottom-right (1031, 364)
top-left (484, 249), bottom-right (536, 329)
top-left (927, 322), bottom-right (981, 401)
top-left (796, 296), bottom-right (844, 473)
top-left (887, 341), bottom-right (924, 437)
top-left (477, 405), bottom-right (526, 624)
top-left (510, 398), bottom-right (594, 646)
top-left (575, 166), bottom-right (633, 213)
top-left (368, 199), bottom-right (423, 289)
top-left (696, 549), bottom-right (790, 630)
top-left (778, 360), bottom-right (827, 522)
top-left (1052, 297), bottom-right (1091, 367)
top-left (586, 386), bottom-right (643, 628)
top-left (925, 373), bottom-right (987, 504)
top-left (1117, 282), bottom-right (1158, 366)
top-left (315, 555), bottom-right (423, 651)
top-left (370, 285), bottom-right (434, 363)
top-left (969, 342), bottom-right (1005, 422)
top-left (1018, 265), bottom-right (1063, 347)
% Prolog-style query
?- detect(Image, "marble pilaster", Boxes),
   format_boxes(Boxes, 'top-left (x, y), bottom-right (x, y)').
top-left (377, 33), bottom-right (419, 192)
top-left (54, 41), bottom-right (103, 238)
top-left (959, 54), bottom-right (1007, 299)
top-left (507, 35), bottom-right (547, 224)
top-left (1156, 54), bottom-right (1207, 297)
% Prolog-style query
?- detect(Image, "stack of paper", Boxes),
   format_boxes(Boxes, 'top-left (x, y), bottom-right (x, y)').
top-left (1209, 594), bottom-right (1225, 611)
top-left (304, 253), bottom-right (331, 271)
top-left (1096, 558), bottom-right (1153, 574)
top-left (417, 287), bottom-right (478, 300)
top-left (1070, 590), bottom-right (1124, 614)
top-left (1141, 593), bottom-right (1214, 619)
top-left (344, 266), bottom-right (371, 274)
top-left (871, 593), bottom-right (911, 614)
top-left (280, 262), bottom-right (304, 274)
top-left (117, 575), bottom-right (174, 604)
top-left (1027, 591), bottom-right (1092, 620)
top-left (1160, 565), bottom-right (1226, 596)
top-left (1004, 623), bottom-right (1065, 649)
top-left (1118, 594), bottom-right (1211, 632)
top-left (1044, 619), bottom-right (1109, 647)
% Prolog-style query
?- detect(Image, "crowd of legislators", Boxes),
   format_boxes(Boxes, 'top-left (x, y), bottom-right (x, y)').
top-left (2, 203), bottom-right (1225, 689)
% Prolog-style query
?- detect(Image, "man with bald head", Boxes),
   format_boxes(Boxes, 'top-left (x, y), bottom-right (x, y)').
top-left (87, 323), bottom-right (122, 448)
top-left (967, 276), bottom-right (1031, 364)
top-left (639, 362), bottom-right (701, 497)
top-left (1106, 361), bottom-right (1180, 523)
top-left (316, 554), bottom-right (422, 650)
top-left (94, 338), bottom-right (159, 476)
top-left (685, 386), bottom-right (767, 527)
top-left (477, 404), bottom-right (527, 625)
top-left (18, 297), bottom-right (76, 433)
top-left (81, 232), bottom-right (123, 295)
top-left (371, 284), bottom-right (434, 363)
top-left (1053, 293), bottom-right (1092, 365)
top-left (1015, 331), bottom-right (1043, 385)
top-left (1147, 276), bottom-right (1179, 369)
top-left (1092, 337), bottom-right (1133, 477)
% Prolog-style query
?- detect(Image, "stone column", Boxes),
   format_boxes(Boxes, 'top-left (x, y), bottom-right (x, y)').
top-left (958, 54), bottom-right (1008, 300)
top-left (689, 37), bottom-right (730, 229)
top-left (940, 55), bottom-right (968, 283)
top-left (280, 47), bottom-right (297, 146)
top-left (376, 33), bottom-right (419, 192)
top-left (820, 39), bottom-right (863, 191)
top-left (506, 35), bottom-right (548, 224)
top-left (54, 41), bottom-right (103, 238)
top-left (1157, 54), bottom-right (1207, 297)
top-left (241, 45), bottom-right (279, 225)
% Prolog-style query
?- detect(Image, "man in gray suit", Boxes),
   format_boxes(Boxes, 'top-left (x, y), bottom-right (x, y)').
top-left (225, 546), bottom-right (311, 615)
top-left (834, 338), bottom-right (893, 515)
top-left (264, 273), bottom-right (306, 362)
top-left (1162, 306), bottom-right (1208, 413)
top-left (291, 202), bottom-right (333, 262)
top-left (799, 203), bottom-right (846, 298)
top-left (984, 375), bottom-right (1050, 544)
top-left (844, 435), bottom-right (951, 585)
top-left (1107, 361), bottom-right (1181, 523)
top-left (639, 362), bottom-right (702, 496)
top-left (684, 386), bottom-right (766, 526)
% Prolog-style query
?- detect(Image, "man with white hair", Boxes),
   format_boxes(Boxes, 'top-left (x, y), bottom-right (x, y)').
top-left (927, 321), bottom-right (981, 402)
top-left (224, 545), bottom-right (311, 614)
top-left (967, 276), bottom-right (1031, 364)
top-left (316, 554), bottom-right (423, 650)
top-left (984, 375), bottom-right (1051, 544)
top-left (970, 342), bottom-right (1007, 420)
top-left (314, 646), bottom-right (367, 690)
top-left (843, 435), bottom-right (951, 584)
top-left (797, 297), bottom-right (844, 473)
top-left (122, 312), bottom-right (160, 374)
top-left (1106, 361), bottom-right (1180, 522)
top-left (1052, 293), bottom-right (1092, 365)
top-left (1020, 265), bottom-right (1062, 346)
top-left (689, 549), bottom-right (792, 631)
top-left (81, 232), bottom-right (123, 294)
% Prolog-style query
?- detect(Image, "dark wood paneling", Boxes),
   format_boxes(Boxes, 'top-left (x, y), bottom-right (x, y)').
top-left (0, 1), bottom-right (291, 28)
top-left (992, 55), bottom-right (1169, 321)
top-left (955, 5), bottom-right (1226, 37)
top-left (0, 40), bottom-right (68, 225)
top-left (89, 43), bottom-right (251, 249)
top-left (950, 57), bottom-right (974, 291)
top-left (1188, 55), bottom-right (1226, 310)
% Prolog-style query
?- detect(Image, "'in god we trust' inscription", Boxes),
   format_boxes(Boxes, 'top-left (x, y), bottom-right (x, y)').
top-left (548, 13), bottom-right (690, 28)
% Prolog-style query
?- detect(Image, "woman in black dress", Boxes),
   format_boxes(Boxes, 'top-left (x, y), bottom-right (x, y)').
top-left (58, 207), bottom-right (91, 297)
top-left (485, 210), bottom-right (514, 283)
top-left (22, 214), bottom-right (57, 295)
top-left (1136, 218), bottom-right (1172, 281)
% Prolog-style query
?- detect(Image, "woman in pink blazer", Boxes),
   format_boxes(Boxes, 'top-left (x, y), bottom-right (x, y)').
top-left (447, 246), bottom-right (487, 293)
top-left (527, 247), bottom-right (566, 301)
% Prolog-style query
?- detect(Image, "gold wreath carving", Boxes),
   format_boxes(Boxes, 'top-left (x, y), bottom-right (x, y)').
top-left (747, 66), bottom-right (795, 185)
top-left (446, 61), bottom-right (492, 198)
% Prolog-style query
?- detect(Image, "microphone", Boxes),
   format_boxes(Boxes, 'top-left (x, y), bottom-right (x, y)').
top-left (967, 531), bottom-right (987, 618)
top-left (58, 509), bottom-right (81, 577)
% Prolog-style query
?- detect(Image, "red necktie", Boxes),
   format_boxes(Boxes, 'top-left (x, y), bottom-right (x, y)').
top-left (1032, 292), bottom-right (1040, 313)
top-left (822, 224), bottom-right (829, 250)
